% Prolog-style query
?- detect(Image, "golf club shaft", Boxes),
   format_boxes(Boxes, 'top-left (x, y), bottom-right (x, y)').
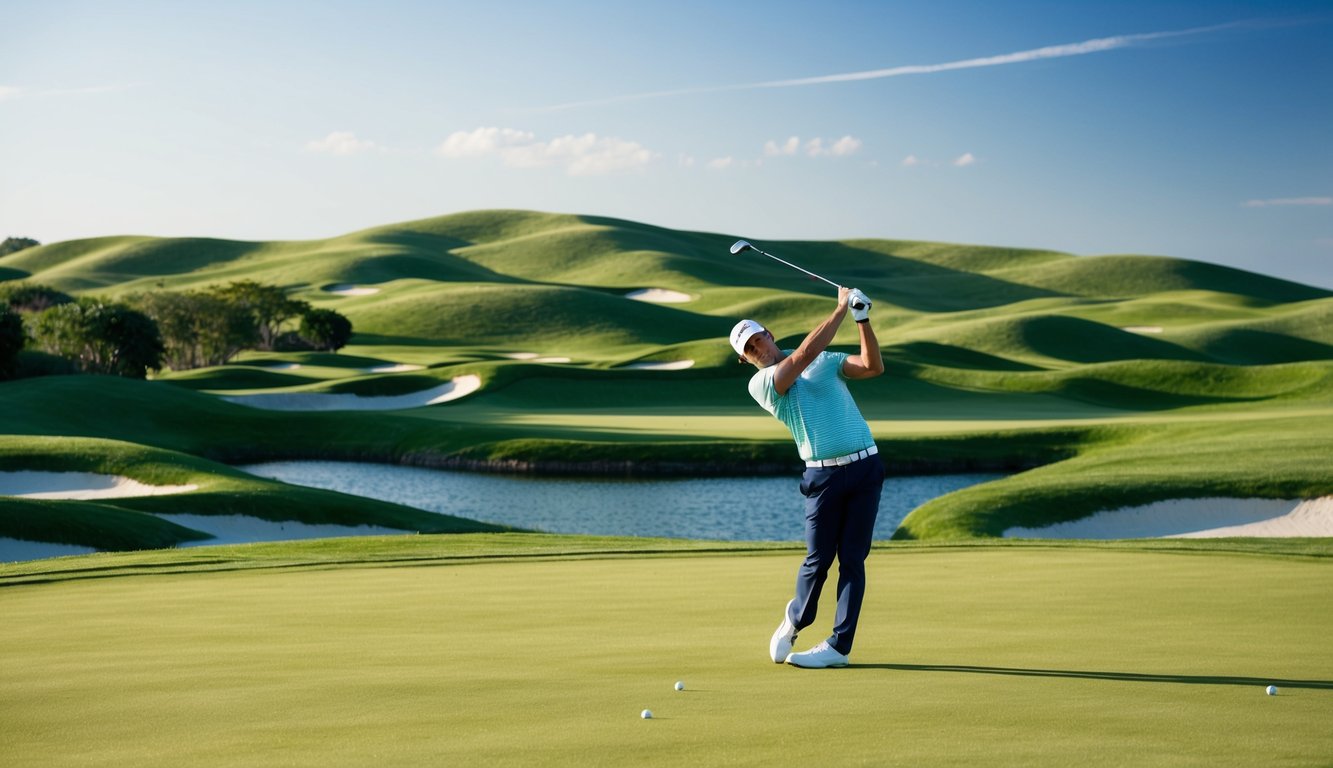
top-left (751, 247), bottom-right (842, 289)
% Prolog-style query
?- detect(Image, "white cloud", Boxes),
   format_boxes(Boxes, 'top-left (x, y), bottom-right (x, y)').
top-left (1242, 197), bottom-right (1332, 208)
top-left (764, 137), bottom-right (801, 156)
top-left (901, 154), bottom-right (921, 167)
top-left (0, 86), bottom-right (22, 102)
top-left (953, 153), bottom-right (977, 167)
top-left (436, 127), bottom-right (536, 157)
top-left (306, 131), bottom-right (379, 156)
top-left (707, 157), bottom-right (735, 170)
top-left (435, 127), bottom-right (657, 175)
top-left (807, 135), bottom-right (861, 157)
top-left (765, 135), bottom-right (862, 158)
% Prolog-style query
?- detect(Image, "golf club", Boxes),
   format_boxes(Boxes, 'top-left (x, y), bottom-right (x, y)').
top-left (730, 239), bottom-right (866, 309)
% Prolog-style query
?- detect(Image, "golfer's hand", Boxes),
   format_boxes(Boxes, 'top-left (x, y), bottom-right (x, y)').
top-left (848, 288), bottom-right (872, 323)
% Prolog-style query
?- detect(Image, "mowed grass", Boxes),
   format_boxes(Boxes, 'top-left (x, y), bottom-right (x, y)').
top-left (2, 208), bottom-right (1331, 543)
top-left (2, 542), bottom-right (1329, 767)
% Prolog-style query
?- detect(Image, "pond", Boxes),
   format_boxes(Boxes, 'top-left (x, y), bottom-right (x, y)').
top-left (240, 461), bottom-right (1005, 541)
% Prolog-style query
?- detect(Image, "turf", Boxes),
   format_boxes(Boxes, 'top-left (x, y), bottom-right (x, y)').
top-left (1, 208), bottom-right (1331, 545)
top-left (1, 541), bottom-right (1329, 767)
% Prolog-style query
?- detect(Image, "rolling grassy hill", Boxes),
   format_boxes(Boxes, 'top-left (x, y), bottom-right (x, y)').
top-left (1, 208), bottom-right (1330, 547)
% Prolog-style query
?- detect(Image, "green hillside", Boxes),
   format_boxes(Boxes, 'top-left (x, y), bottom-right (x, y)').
top-left (2, 208), bottom-right (1330, 547)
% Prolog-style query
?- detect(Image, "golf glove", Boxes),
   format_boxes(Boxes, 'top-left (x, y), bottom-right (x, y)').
top-left (848, 289), bottom-right (872, 323)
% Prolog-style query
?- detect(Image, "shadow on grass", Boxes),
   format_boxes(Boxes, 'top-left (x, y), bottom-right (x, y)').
top-left (856, 664), bottom-right (1333, 690)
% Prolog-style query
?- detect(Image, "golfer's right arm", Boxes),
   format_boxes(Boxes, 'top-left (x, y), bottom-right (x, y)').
top-left (773, 286), bottom-right (850, 394)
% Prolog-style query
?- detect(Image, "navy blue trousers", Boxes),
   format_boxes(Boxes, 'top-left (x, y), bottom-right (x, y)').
top-left (789, 456), bottom-right (884, 656)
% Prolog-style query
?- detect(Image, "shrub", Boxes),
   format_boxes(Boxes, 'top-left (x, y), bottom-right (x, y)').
top-left (0, 237), bottom-right (40, 256)
top-left (0, 305), bottom-right (23, 379)
top-left (0, 282), bottom-right (74, 313)
top-left (209, 280), bottom-right (310, 351)
top-left (30, 299), bottom-right (164, 378)
top-left (299, 308), bottom-right (353, 352)
top-left (131, 291), bottom-right (256, 370)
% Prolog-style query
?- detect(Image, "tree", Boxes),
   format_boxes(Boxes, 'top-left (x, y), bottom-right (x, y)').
top-left (0, 305), bottom-right (23, 379)
top-left (0, 282), bottom-right (74, 313)
top-left (131, 291), bottom-right (256, 369)
top-left (208, 280), bottom-right (310, 351)
top-left (30, 299), bottom-right (163, 378)
top-left (0, 237), bottom-right (40, 257)
top-left (299, 308), bottom-right (353, 352)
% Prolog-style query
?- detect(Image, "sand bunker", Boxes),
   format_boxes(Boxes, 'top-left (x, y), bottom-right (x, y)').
top-left (364, 364), bottom-right (426, 373)
top-left (501, 353), bottom-right (571, 363)
top-left (1003, 497), bottom-right (1333, 539)
top-left (625, 288), bottom-right (692, 303)
top-left (220, 375), bottom-right (482, 411)
top-left (621, 360), bottom-right (695, 371)
top-left (323, 284), bottom-right (380, 296)
top-left (1121, 326), bottom-right (1164, 334)
top-left (0, 472), bottom-right (198, 500)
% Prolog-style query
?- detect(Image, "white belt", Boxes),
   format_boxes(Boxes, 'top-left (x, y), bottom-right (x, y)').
top-left (806, 445), bottom-right (878, 468)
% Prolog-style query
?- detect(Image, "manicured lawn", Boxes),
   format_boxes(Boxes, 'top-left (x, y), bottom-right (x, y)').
top-left (2, 540), bottom-right (1329, 767)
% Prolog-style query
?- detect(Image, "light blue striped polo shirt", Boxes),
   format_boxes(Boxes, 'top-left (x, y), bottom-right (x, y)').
top-left (748, 350), bottom-right (875, 462)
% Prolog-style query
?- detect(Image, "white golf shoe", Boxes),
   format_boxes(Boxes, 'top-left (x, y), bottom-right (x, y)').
top-left (769, 599), bottom-right (799, 663)
top-left (785, 640), bottom-right (849, 669)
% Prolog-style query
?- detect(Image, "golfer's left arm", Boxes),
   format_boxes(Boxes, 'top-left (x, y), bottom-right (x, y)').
top-left (843, 291), bottom-right (884, 380)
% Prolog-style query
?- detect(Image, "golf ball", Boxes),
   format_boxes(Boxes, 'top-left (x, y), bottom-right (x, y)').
top-left (641, 709), bottom-right (654, 719)
top-left (674, 681), bottom-right (685, 691)
top-left (1266, 685), bottom-right (1278, 696)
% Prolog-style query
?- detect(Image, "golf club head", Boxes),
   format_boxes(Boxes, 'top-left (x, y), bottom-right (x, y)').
top-left (729, 239), bottom-right (753, 255)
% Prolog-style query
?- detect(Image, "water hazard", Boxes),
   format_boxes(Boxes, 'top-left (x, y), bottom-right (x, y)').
top-left (241, 462), bottom-right (1005, 541)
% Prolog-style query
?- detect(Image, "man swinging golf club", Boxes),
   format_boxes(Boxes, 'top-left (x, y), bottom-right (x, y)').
top-left (731, 277), bottom-right (884, 668)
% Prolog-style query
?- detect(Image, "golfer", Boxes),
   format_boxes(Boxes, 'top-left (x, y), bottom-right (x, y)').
top-left (730, 285), bottom-right (884, 668)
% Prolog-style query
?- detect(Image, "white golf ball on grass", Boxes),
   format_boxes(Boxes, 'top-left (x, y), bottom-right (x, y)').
top-left (1265, 685), bottom-right (1278, 696)
top-left (640, 709), bottom-right (653, 719)
top-left (674, 681), bottom-right (685, 691)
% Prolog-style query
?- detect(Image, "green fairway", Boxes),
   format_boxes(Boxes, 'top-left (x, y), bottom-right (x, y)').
top-left (2, 209), bottom-right (1331, 546)
top-left (2, 540), bottom-right (1329, 767)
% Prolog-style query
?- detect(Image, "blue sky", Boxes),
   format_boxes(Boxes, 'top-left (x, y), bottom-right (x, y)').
top-left (2, 0), bottom-right (1329, 287)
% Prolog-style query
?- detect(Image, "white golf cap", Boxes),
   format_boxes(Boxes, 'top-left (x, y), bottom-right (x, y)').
top-left (730, 319), bottom-right (766, 356)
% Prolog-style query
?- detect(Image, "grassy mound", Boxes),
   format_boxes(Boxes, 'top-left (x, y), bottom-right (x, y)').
top-left (0, 435), bottom-right (512, 548)
top-left (2, 208), bottom-right (1331, 544)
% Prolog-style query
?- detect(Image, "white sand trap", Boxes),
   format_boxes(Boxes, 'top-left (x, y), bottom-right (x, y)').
top-left (0, 539), bottom-right (99, 563)
top-left (154, 514), bottom-right (402, 546)
top-left (323, 284), bottom-right (380, 296)
top-left (220, 374), bottom-right (482, 411)
top-left (364, 364), bottom-right (426, 373)
top-left (1004, 497), bottom-right (1333, 539)
top-left (1121, 326), bottom-right (1164, 334)
top-left (622, 360), bottom-right (695, 371)
top-left (0, 472), bottom-right (198, 500)
top-left (501, 352), bottom-right (571, 363)
top-left (625, 288), bottom-right (692, 303)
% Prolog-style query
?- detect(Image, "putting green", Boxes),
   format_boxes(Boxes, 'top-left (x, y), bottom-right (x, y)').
top-left (2, 544), bottom-right (1328, 766)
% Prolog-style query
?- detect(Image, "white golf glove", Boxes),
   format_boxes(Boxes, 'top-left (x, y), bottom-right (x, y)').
top-left (848, 288), bottom-right (872, 323)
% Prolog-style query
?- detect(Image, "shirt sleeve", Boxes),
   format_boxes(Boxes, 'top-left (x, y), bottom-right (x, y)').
top-left (748, 366), bottom-right (780, 416)
top-left (825, 351), bottom-right (851, 380)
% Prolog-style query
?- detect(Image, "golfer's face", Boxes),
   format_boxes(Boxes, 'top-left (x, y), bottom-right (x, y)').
top-left (743, 331), bottom-right (779, 368)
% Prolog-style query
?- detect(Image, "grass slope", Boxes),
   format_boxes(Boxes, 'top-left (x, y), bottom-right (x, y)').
top-left (2, 209), bottom-right (1331, 543)
top-left (1, 541), bottom-right (1329, 767)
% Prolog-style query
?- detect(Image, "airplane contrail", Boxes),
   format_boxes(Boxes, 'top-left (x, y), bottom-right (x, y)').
top-left (535, 21), bottom-right (1256, 112)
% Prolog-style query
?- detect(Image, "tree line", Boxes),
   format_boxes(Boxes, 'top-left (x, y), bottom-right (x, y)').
top-left (0, 279), bottom-right (353, 380)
